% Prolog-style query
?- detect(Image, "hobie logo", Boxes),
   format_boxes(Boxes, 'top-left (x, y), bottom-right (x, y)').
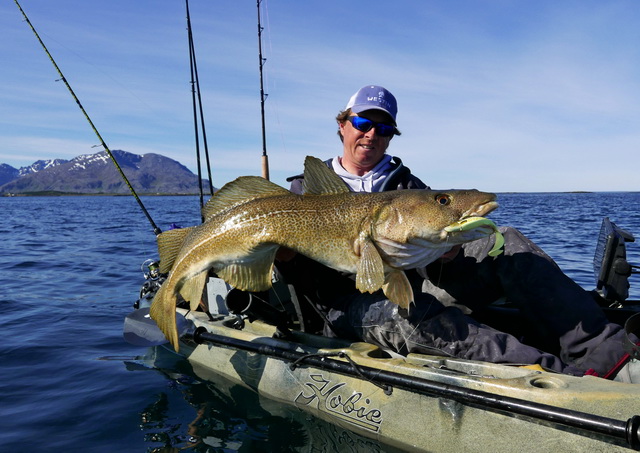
top-left (294, 374), bottom-right (383, 432)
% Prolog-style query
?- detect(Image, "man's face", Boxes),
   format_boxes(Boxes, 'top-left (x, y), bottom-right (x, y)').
top-left (339, 109), bottom-right (394, 175)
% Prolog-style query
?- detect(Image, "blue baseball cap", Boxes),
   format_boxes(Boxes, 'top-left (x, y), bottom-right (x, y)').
top-left (345, 85), bottom-right (398, 125)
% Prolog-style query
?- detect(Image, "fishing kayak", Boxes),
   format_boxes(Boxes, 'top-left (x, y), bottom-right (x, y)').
top-left (124, 218), bottom-right (640, 452)
top-left (126, 288), bottom-right (640, 451)
top-left (128, 302), bottom-right (640, 452)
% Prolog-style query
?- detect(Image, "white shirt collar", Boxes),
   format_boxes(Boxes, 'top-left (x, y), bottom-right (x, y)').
top-left (331, 154), bottom-right (393, 192)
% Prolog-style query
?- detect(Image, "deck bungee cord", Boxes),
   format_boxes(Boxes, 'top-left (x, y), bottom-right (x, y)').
top-left (14, 0), bottom-right (163, 237)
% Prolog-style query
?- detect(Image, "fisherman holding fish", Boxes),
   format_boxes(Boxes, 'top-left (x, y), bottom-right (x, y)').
top-left (281, 85), bottom-right (639, 382)
top-left (149, 84), bottom-right (638, 383)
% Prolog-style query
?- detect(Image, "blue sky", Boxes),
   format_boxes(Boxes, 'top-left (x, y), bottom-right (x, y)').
top-left (2, 1), bottom-right (638, 192)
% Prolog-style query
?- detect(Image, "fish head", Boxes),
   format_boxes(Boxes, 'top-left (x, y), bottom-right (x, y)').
top-left (372, 189), bottom-right (499, 268)
top-left (433, 189), bottom-right (499, 241)
top-left (375, 189), bottom-right (497, 239)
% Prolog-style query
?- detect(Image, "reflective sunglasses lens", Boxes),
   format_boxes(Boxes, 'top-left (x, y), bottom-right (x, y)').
top-left (376, 124), bottom-right (395, 137)
top-left (350, 116), bottom-right (373, 132)
top-left (349, 116), bottom-right (396, 137)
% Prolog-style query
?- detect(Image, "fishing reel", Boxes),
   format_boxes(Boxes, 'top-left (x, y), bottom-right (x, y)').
top-left (142, 259), bottom-right (159, 280)
top-left (135, 259), bottom-right (166, 310)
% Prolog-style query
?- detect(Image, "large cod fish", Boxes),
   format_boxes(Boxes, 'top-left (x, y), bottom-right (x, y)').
top-left (150, 156), bottom-right (502, 350)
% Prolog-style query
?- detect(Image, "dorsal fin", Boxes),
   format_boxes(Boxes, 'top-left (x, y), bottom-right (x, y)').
top-left (303, 156), bottom-right (350, 195)
top-left (202, 176), bottom-right (290, 221)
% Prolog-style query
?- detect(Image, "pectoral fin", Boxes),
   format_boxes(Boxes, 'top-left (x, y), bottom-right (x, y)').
top-left (216, 244), bottom-right (278, 292)
top-left (356, 238), bottom-right (385, 293)
top-left (382, 270), bottom-right (413, 309)
top-left (179, 271), bottom-right (209, 312)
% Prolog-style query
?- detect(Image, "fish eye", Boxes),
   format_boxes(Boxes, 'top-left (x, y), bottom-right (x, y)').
top-left (435, 194), bottom-right (451, 205)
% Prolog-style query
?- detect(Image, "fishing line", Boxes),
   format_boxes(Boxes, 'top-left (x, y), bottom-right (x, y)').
top-left (402, 238), bottom-right (462, 356)
top-left (395, 254), bottom-right (453, 358)
top-left (260, 0), bottom-right (290, 168)
top-left (14, 0), bottom-right (162, 236)
top-left (26, 27), bottom-right (154, 113)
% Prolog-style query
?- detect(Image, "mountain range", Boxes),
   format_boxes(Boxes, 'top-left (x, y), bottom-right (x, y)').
top-left (0, 150), bottom-right (209, 195)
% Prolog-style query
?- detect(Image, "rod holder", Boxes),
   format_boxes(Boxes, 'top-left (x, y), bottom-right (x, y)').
top-left (225, 289), bottom-right (289, 333)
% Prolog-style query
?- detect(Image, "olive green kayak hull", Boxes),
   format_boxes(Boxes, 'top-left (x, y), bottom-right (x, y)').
top-left (175, 309), bottom-right (640, 453)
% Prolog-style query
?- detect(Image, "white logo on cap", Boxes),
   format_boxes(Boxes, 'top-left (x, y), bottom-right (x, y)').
top-left (366, 92), bottom-right (391, 110)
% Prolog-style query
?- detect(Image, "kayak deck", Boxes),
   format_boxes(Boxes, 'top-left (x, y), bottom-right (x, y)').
top-left (174, 308), bottom-right (640, 452)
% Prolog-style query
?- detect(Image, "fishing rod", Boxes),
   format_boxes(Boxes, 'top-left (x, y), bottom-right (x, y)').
top-left (185, 0), bottom-right (214, 221)
top-left (14, 0), bottom-right (161, 237)
top-left (257, 0), bottom-right (270, 180)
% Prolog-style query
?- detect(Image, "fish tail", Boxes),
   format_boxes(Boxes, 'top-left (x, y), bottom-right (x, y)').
top-left (149, 280), bottom-right (180, 351)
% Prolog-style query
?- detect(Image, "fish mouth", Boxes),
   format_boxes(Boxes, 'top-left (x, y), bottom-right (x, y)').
top-left (462, 200), bottom-right (499, 219)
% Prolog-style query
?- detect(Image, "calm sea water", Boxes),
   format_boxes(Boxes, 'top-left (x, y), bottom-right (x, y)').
top-left (1, 192), bottom-right (639, 452)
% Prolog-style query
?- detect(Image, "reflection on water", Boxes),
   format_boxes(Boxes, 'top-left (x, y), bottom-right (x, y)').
top-left (126, 347), bottom-right (402, 453)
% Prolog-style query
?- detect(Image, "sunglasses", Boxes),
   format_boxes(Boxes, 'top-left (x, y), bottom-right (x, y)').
top-left (347, 116), bottom-right (397, 137)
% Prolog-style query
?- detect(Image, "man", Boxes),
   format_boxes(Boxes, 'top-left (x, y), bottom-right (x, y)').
top-left (282, 85), bottom-right (637, 381)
